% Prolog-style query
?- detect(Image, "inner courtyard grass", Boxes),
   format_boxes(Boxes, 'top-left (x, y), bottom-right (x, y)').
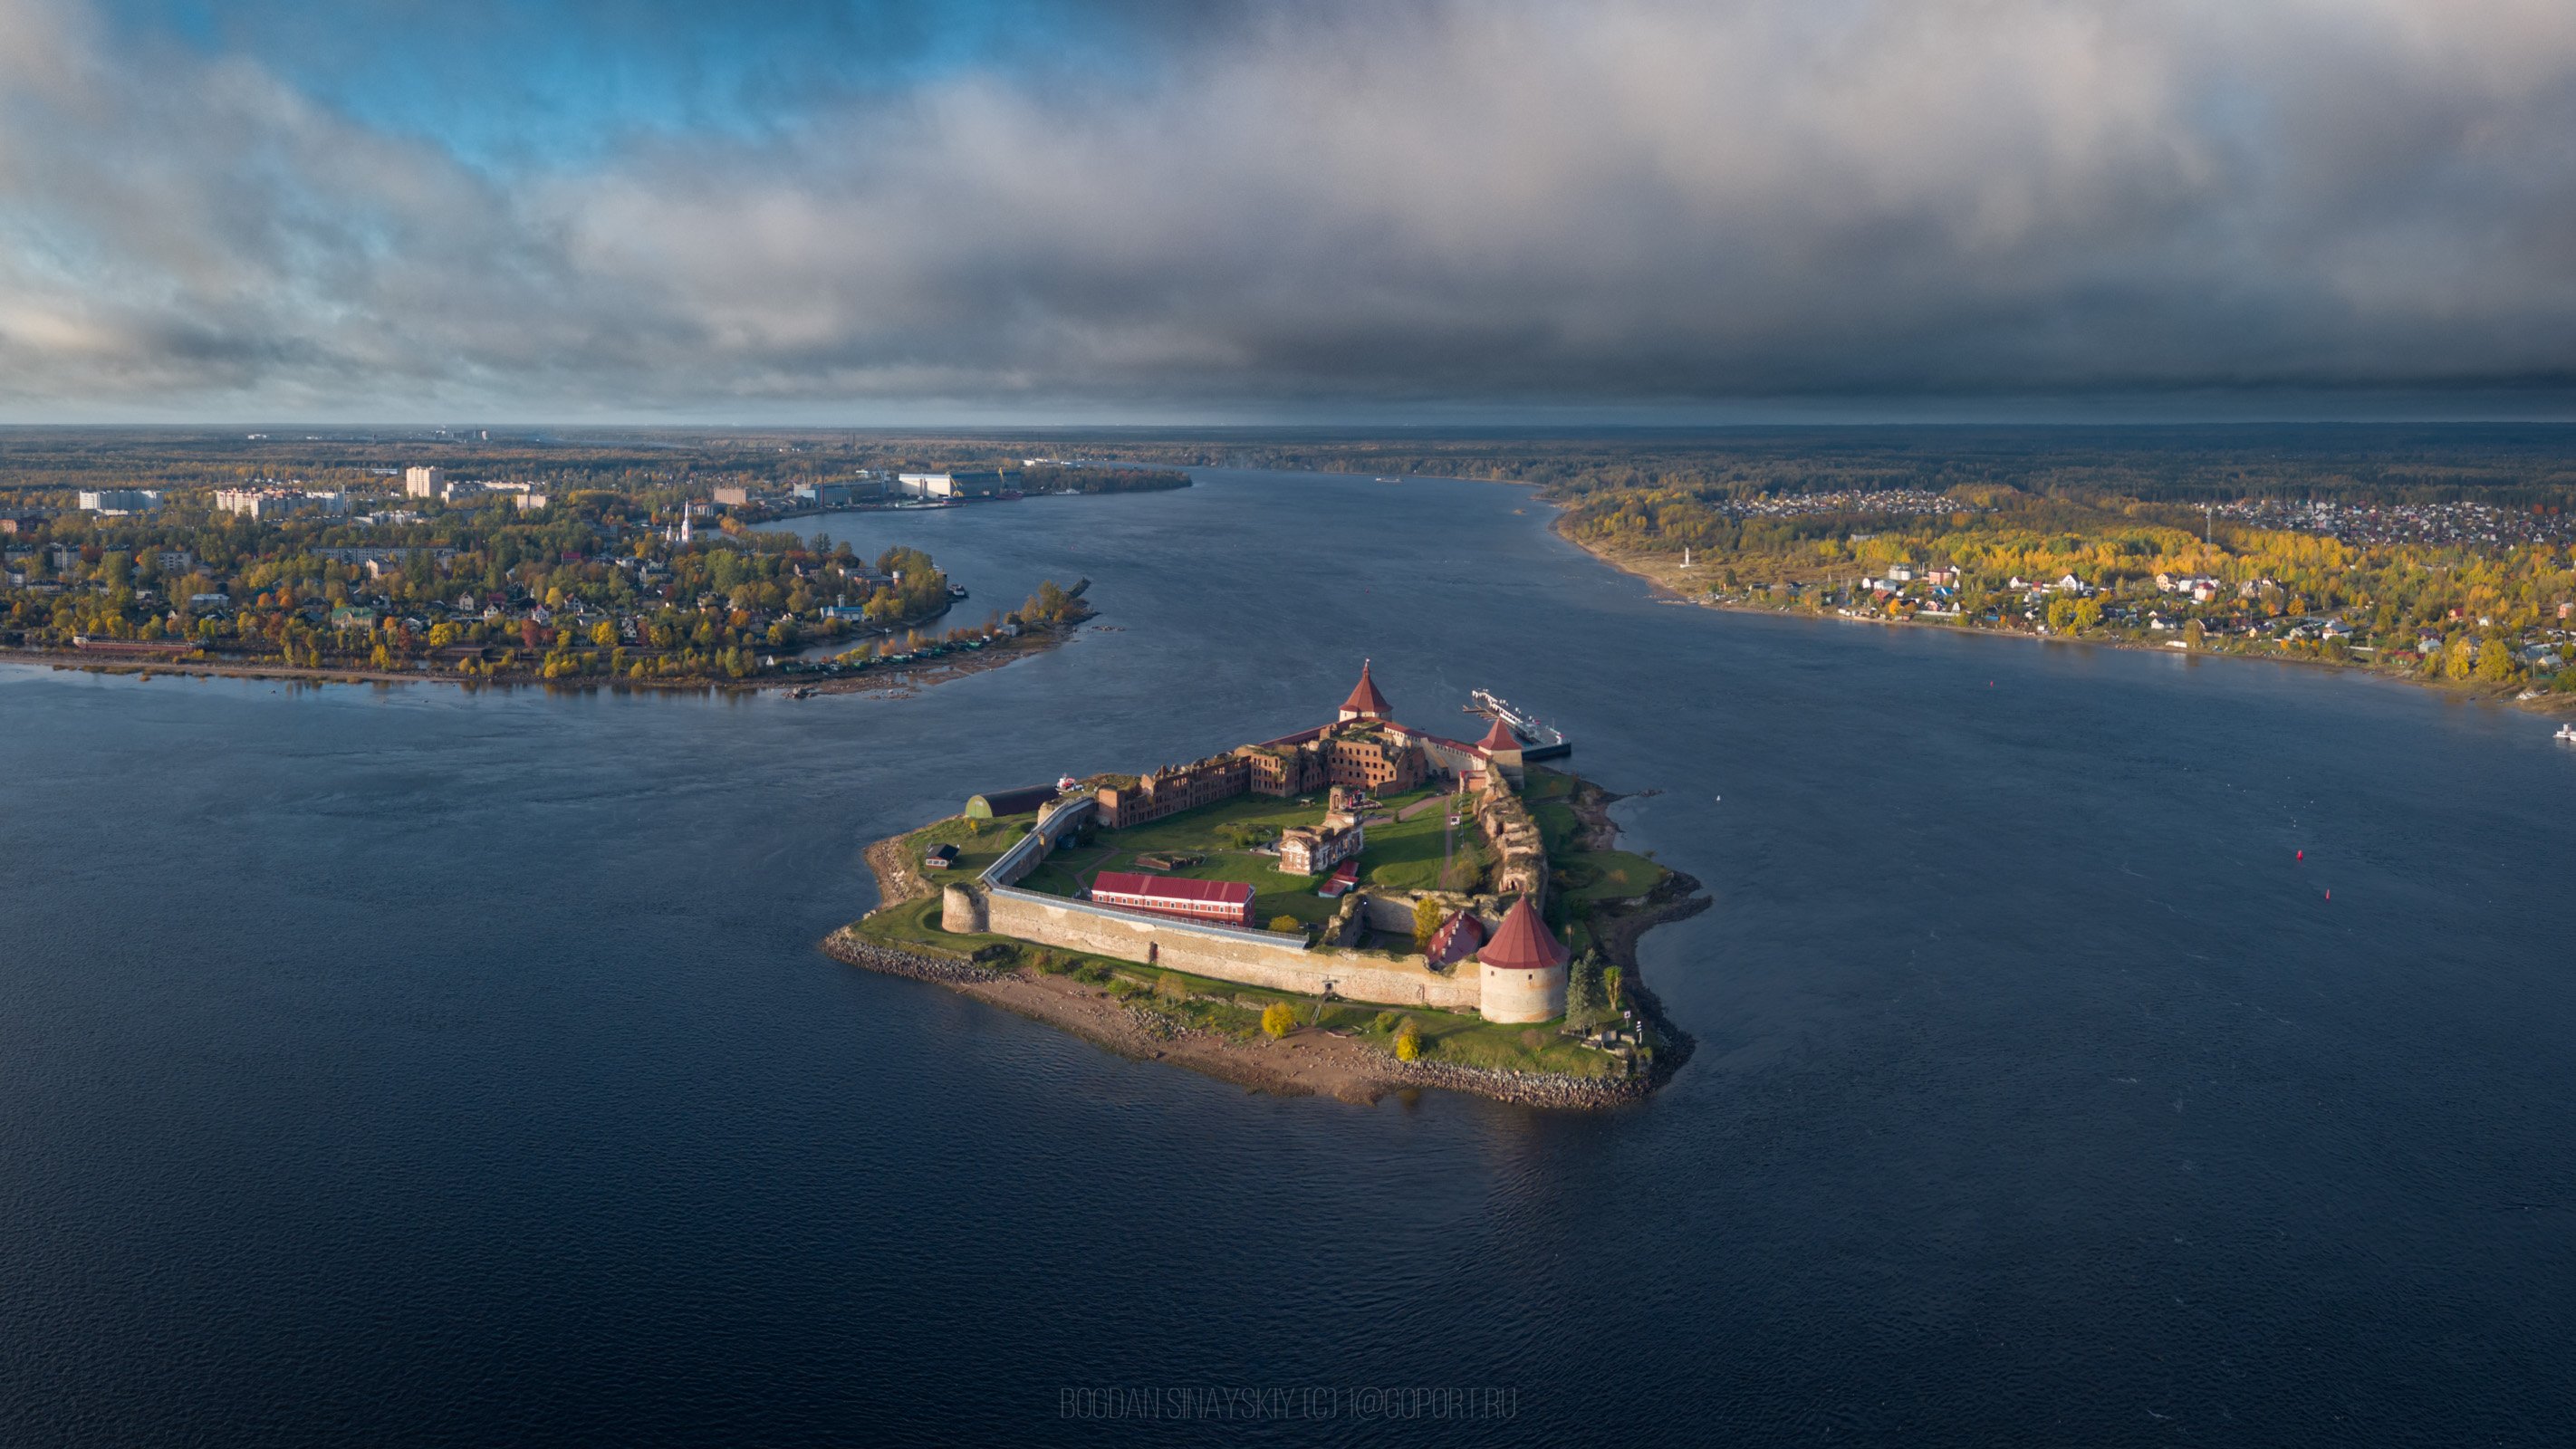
top-left (908, 811), bottom-right (1037, 879)
top-left (1013, 784), bottom-right (1477, 919)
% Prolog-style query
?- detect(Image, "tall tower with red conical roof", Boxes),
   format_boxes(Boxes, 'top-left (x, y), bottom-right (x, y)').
top-left (1474, 896), bottom-right (1570, 1022)
top-left (1339, 659), bottom-right (1394, 722)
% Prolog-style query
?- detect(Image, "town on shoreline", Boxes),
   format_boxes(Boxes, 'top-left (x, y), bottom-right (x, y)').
top-left (1, 460), bottom-right (1129, 693)
top-left (828, 664), bottom-right (1706, 1109)
top-left (1537, 486), bottom-right (2576, 720)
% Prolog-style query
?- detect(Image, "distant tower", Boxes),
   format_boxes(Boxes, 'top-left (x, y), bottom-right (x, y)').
top-left (1338, 659), bottom-right (1393, 722)
top-left (1475, 715), bottom-right (1525, 787)
top-left (680, 507), bottom-right (692, 545)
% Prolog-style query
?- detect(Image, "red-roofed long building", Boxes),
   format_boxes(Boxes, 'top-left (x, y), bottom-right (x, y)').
top-left (1086, 871), bottom-right (1257, 927)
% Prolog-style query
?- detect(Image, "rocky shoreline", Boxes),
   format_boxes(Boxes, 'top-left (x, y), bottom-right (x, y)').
top-left (1563, 775), bottom-right (1707, 1090)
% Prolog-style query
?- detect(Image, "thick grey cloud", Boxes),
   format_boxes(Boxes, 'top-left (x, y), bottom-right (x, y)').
top-left (7, 0), bottom-right (2576, 417)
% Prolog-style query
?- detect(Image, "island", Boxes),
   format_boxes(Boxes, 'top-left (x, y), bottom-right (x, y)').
top-left (826, 663), bottom-right (1706, 1108)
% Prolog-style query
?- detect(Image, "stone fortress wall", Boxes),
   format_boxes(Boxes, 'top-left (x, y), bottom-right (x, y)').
top-left (936, 668), bottom-right (1572, 1024)
top-left (947, 795), bottom-right (1501, 1017)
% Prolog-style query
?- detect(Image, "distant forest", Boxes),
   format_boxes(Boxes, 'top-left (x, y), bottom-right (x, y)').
top-left (9, 424), bottom-right (2576, 508)
top-left (1077, 426), bottom-right (2576, 510)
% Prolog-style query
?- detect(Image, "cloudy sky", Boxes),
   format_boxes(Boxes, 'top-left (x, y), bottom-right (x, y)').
top-left (6, 0), bottom-right (2576, 421)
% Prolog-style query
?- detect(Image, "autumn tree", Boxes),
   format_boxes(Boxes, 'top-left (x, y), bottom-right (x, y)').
top-left (1412, 897), bottom-right (1447, 952)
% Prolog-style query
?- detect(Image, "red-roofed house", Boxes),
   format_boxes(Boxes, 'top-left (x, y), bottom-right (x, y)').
top-left (1426, 909), bottom-right (1487, 966)
top-left (1087, 871), bottom-right (1257, 927)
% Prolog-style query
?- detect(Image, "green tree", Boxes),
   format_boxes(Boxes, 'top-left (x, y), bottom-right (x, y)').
top-left (1564, 951), bottom-right (1611, 1032)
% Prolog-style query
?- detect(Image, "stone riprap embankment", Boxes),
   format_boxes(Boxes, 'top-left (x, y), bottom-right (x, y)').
top-left (821, 929), bottom-right (996, 985)
top-left (1390, 1059), bottom-right (1652, 1109)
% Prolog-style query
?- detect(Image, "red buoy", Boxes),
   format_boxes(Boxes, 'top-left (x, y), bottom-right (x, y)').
top-left (2296, 849), bottom-right (2304, 860)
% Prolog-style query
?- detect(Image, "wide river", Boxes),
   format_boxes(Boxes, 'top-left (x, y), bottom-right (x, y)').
top-left (5, 469), bottom-right (2571, 1445)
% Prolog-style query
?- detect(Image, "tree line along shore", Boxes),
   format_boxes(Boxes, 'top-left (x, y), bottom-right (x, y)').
top-left (0, 482), bottom-right (1094, 689)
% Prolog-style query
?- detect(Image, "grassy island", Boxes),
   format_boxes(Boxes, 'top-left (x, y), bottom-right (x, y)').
top-left (833, 759), bottom-right (1705, 1107)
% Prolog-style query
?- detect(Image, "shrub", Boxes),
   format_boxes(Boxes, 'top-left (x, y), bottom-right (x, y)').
top-left (1393, 1021), bottom-right (1423, 1062)
top-left (1371, 1011), bottom-right (1399, 1033)
top-left (1269, 914), bottom-right (1303, 934)
top-left (1260, 1002), bottom-right (1297, 1039)
top-left (1155, 973), bottom-right (1190, 1002)
top-left (1521, 1029), bottom-right (1545, 1052)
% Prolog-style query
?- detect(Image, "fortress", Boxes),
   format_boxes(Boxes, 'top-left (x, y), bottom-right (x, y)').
top-left (939, 663), bottom-right (1572, 1022)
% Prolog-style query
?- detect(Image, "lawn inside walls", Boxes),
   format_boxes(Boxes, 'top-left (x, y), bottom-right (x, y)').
top-left (1014, 785), bottom-right (1473, 929)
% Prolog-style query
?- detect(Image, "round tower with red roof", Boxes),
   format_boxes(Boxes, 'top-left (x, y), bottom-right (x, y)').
top-left (1474, 895), bottom-right (1571, 1022)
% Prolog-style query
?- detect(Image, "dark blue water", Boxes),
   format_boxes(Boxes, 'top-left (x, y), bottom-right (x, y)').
top-left (4, 470), bottom-right (2571, 1445)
